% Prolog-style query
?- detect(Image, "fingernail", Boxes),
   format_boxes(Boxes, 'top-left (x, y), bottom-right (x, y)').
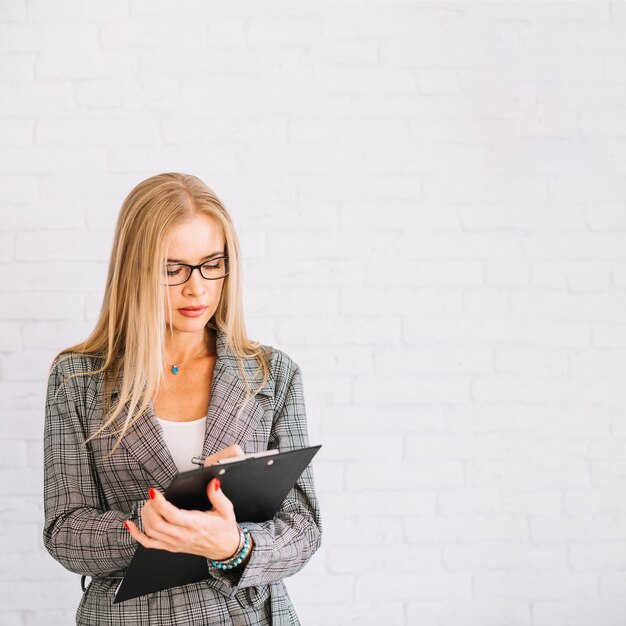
top-left (215, 478), bottom-right (221, 491)
top-left (149, 487), bottom-right (156, 500)
top-left (123, 520), bottom-right (130, 530)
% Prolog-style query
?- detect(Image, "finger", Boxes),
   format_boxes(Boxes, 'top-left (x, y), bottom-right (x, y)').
top-left (142, 501), bottom-right (184, 543)
top-left (147, 488), bottom-right (194, 528)
top-left (124, 518), bottom-right (180, 553)
top-left (143, 514), bottom-right (189, 547)
top-left (141, 500), bottom-right (218, 551)
top-left (206, 477), bottom-right (235, 519)
top-left (226, 444), bottom-right (245, 457)
top-left (203, 444), bottom-right (245, 467)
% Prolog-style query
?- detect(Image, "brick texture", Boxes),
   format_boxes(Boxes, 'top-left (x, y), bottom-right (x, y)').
top-left (1, 2), bottom-right (625, 625)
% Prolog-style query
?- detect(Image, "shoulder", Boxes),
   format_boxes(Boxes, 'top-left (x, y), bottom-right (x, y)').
top-left (268, 347), bottom-right (301, 383)
top-left (247, 342), bottom-right (300, 382)
top-left (263, 346), bottom-right (304, 410)
top-left (48, 352), bottom-right (104, 379)
top-left (46, 352), bottom-right (105, 402)
top-left (240, 342), bottom-right (302, 402)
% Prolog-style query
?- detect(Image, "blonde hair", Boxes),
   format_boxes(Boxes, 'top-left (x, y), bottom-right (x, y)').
top-left (50, 172), bottom-right (271, 457)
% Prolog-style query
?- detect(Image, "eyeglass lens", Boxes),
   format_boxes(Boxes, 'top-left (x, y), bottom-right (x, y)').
top-left (164, 257), bottom-right (228, 285)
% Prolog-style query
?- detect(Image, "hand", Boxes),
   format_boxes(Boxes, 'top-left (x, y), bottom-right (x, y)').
top-left (203, 443), bottom-right (245, 467)
top-left (124, 477), bottom-right (242, 561)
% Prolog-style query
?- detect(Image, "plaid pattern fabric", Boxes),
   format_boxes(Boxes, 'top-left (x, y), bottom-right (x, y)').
top-left (43, 327), bottom-right (322, 625)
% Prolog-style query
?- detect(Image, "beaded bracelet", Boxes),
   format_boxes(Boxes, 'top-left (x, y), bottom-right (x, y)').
top-left (227, 524), bottom-right (247, 560)
top-left (209, 525), bottom-right (251, 570)
top-left (216, 524), bottom-right (246, 565)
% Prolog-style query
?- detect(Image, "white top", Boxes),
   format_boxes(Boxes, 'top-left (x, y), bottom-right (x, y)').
top-left (155, 415), bottom-right (207, 472)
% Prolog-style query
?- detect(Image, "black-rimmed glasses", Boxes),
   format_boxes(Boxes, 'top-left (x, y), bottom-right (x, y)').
top-left (163, 256), bottom-right (229, 286)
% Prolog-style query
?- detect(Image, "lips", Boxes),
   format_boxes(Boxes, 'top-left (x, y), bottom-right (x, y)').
top-left (179, 306), bottom-right (207, 311)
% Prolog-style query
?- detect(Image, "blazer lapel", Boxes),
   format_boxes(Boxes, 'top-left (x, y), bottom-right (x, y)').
top-left (106, 327), bottom-right (274, 491)
top-left (201, 328), bottom-right (275, 458)
top-left (109, 399), bottom-right (179, 492)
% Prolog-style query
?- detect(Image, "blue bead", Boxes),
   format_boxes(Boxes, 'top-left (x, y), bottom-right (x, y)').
top-left (171, 366), bottom-right (179, 374)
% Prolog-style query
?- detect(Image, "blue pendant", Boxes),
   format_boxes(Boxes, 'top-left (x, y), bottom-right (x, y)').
top-left (171, 366), bottom-right (179, 375)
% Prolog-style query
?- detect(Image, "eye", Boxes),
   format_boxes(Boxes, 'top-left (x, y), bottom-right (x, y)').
top-left (166, 265), bottom-right (183, 276)
top-left (202, 257), bottom-right (226, 269)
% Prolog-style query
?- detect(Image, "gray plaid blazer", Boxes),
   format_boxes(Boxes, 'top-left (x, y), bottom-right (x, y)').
top-left (43, 328), bottom-right (322, 625)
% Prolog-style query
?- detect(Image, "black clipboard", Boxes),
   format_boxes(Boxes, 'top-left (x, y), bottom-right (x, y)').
top-left (114, 444), bottom-right (321, 603)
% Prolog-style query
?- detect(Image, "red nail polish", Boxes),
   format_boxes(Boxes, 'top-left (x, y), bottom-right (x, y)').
top-left (215, 478), bottom-right (221, 491)
top-left (149, 487), bottom-right (156, 500)
top-left (123, 520), bottom-right (130, 530)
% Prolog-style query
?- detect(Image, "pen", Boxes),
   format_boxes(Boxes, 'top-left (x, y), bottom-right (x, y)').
top-left (189, 456), bottom-right (247, 468)
top-left (190, 449), bottom-right (280, 467)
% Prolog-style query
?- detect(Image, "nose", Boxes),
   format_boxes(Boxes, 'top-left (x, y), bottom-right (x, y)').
top-left (183, 267), bottom-right (207, 295)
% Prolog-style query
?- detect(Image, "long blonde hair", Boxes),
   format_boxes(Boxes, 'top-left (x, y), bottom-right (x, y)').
top-left (50, 172), bottom-right (271, 457)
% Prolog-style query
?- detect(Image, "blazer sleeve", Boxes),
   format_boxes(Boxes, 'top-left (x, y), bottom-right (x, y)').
top-left (206, 356), bottom-right (322, 590)
top-left (42, 356), bottom-right (149, 577)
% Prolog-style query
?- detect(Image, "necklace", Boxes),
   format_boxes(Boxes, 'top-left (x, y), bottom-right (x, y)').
top-left (167, 347), bottom-right (209, 375)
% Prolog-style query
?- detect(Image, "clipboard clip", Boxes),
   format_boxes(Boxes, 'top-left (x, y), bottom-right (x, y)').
top-left (190, 448), bottom-right (280, 468)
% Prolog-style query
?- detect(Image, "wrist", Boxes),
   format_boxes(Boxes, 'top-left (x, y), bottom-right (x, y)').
top-left (209, 525), bottom-right (251, 570)
top-left (224, 524), bottom-right (244, 560)
top-left (239, 533), bottom-right (253, 566)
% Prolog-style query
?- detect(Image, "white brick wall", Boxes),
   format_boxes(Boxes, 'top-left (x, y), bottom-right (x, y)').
top-left (1, 2), bottom-right (626, 624)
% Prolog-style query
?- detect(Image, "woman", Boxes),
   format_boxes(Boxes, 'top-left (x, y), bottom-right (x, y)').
top-left (43, 172), bottom-right (322, 625)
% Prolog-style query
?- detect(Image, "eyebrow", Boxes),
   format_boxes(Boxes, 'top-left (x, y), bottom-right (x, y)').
top-left (166, 251), bottom-right (224, 263)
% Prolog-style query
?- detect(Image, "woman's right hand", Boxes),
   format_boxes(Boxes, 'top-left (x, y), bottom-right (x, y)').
top-left (203, 444), bottom-right (245, 467)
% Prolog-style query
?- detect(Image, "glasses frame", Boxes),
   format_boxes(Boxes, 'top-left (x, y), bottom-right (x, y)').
top-left (163, 255), bottom-right (229, 286)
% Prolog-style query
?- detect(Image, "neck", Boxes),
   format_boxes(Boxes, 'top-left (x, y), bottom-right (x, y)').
top-left (165, 327), bottom-right (215, 365)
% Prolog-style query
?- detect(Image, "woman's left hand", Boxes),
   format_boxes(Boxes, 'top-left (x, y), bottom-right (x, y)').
top-left (124, 477), bottom-right (242, 561)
